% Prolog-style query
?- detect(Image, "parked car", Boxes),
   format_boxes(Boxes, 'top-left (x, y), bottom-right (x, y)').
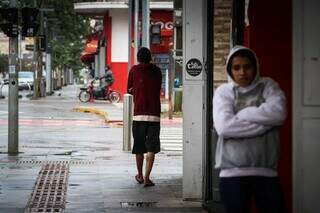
top-left (18, 71), bottom-right (34, 90)
top-left (0, 72), bottom-right (8, 85)
top-left (2, 77), bottom-right (9, 85)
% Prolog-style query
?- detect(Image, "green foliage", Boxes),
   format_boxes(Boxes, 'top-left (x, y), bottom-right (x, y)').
top-left (18, 0), bottom-right (37, 7)
top-left (45, 0), bottom-right (91, 74)
top-left (3, 0), bottom-right (91, 75)
top-left (17, 0), bottom-right (91, 75)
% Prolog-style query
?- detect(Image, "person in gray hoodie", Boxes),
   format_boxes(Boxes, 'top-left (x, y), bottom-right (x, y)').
top-left (213, 46), bottom-right (287, 213)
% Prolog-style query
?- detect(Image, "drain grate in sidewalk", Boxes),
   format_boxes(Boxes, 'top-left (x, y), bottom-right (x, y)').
top-left (120, 202), bottom-right (157, 208)
top-left (17, 160), bottom-right (94, 165)
top-left (25, 163), bottom-right (69, 213)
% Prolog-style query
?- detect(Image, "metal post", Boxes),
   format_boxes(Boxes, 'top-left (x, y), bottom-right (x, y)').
top-left (168, 52), bottom-right (174, 119)
top-left (94, 54), bottom-right (99, 78)
top-left (128, 0), bottom-right (133, 73)
top-left (32, 37), bottom-right (37, 99)
top-left (123, 94), bottom-right (133, 151)
top-left (141, 0), bottom-right (150, 48)
top-left (46, 53), bottom-right (51, 94)
top-left (8, 0), bottom-right (19, 154)
top-left (44, 15), bottom-right (52, 94)
top-left (99, 46), bottom-right (105, 77)
top-left (32, 0), bottom-right (37, 97)
top-left (18, 34), bottom-right (22, 70)
top-left (165, 69), bottom-right (169, 99)
top-left (134, 0), bottom-right (139, 63)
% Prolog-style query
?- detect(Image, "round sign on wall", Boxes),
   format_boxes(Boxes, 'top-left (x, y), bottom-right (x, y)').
top-left (186, 58), bottom-right (203, 77)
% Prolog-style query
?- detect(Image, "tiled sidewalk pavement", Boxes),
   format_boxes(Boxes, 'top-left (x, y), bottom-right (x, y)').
top-left (0, 85), bottom-right (206, 212)
top-left (0, 152), bottom-right (206, 212)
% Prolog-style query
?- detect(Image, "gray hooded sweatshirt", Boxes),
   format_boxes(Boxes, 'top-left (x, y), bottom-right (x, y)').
top-left (213, 46), bottom-right (287, 177)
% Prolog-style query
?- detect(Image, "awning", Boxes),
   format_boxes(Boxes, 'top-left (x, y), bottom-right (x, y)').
top-left (80, 34), bottom-right (99, 63)
top-left (74, 1), bottom-right (173, 16)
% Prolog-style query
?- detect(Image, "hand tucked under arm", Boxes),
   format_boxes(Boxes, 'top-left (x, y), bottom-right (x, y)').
top-left (213, 85), bottom-right (272, 138)
top-left (236, 79), bottom-right (287, 126)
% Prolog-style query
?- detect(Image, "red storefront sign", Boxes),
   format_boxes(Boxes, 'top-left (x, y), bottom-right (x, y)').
top-left (150, 10), bottom-right (173, 53)
top-left (80, 33), bottom-right (99, 63)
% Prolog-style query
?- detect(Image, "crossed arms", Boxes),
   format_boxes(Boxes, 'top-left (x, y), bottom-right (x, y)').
top-left (213, 80), bottom-right (287, 138)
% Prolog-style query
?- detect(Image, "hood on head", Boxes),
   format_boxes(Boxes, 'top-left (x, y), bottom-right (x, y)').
top-left (226, 45), bottom-right (260, 86)
top-left (138, 62), bottom-right (155, 73)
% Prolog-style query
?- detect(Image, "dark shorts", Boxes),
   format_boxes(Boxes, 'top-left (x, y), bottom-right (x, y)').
top-left (132, 121), bottom-right (161, 154)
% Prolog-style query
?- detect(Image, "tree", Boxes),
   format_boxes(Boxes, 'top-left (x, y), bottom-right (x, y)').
top-left (0, 53), bottom-right (8, 74)
top-left (45, 0), bottom-right (91, 76)
top-left (2, 0), bottom-right (91, 77)
top-left (18, 0), bottom-right (91, 76)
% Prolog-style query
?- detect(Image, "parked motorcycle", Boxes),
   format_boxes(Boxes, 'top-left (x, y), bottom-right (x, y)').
top-left (78, 79), bottom-right (121, 103)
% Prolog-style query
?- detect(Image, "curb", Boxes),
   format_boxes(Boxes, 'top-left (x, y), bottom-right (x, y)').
top-left (73, 106), bottom-right (109, 123)
top-left (73, 106), bottom-right (182, 128)
top-left (73, 106), bottom-right (124, 128)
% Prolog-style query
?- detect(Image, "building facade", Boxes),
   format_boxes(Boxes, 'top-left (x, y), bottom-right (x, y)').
top-left (75, 1), bottom-right (174, 97)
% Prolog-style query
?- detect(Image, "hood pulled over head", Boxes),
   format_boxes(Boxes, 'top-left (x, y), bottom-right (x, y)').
top-left (226, 45), bottom-right (260, 86)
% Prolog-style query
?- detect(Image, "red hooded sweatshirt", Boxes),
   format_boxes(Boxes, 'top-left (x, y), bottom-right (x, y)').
top-left (127, 63), bottom-right (162, 121)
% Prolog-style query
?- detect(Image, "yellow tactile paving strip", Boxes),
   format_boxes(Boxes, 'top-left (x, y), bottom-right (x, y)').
top-left (73, 106), bottom-right (123, 128)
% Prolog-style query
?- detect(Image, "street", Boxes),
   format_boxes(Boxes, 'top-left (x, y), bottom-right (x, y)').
top-left (0, 84), bottom-right (112, 158)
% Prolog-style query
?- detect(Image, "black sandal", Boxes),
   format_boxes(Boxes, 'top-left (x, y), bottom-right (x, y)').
top-left (144, 181), bottom-right (155, 187)
top-left (135, 175), bottom-right (144, 184)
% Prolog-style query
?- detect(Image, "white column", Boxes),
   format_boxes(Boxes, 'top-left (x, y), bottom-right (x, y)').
top-left (182, 0), bottom-right (207, 200)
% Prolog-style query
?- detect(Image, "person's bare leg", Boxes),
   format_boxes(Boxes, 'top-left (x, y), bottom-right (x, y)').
top-left (135, 154), bottom-right (144, 182)
top-left (144, 152), bottom-right (155, 184)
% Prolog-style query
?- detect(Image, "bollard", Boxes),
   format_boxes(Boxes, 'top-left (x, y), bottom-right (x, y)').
top-left (174, 89), bottom-right (183, 112)
top-left (0, 81), bottom-right (4, 99)
top-left (123, 93), bottom-right (133, 151)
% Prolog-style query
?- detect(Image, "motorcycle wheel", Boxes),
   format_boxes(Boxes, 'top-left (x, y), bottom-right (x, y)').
top-left (79, 91), bottom-right (90, 103)
top-left (108, 91), bottom-right (121, 103)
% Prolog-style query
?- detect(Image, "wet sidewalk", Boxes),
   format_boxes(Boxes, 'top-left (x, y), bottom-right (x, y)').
top-left (0, 85), bottom-right (207, 213)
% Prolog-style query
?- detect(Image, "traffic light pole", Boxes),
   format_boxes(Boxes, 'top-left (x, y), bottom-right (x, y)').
top-left (141, 0), bottom-right (150, 48)
top-left (32, 36), bottom-right (37, 99)
top-left (8, 0), bottom-right (19, 154)
top-left (35, 10), bottom-right (43, 98)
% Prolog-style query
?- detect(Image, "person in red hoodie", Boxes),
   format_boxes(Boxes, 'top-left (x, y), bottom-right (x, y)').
top-left (127, 47), bottom-right (162, 187)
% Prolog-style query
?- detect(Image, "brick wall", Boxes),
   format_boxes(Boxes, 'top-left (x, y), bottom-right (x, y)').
top-left (214, 0), bottom-right (232, 87)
